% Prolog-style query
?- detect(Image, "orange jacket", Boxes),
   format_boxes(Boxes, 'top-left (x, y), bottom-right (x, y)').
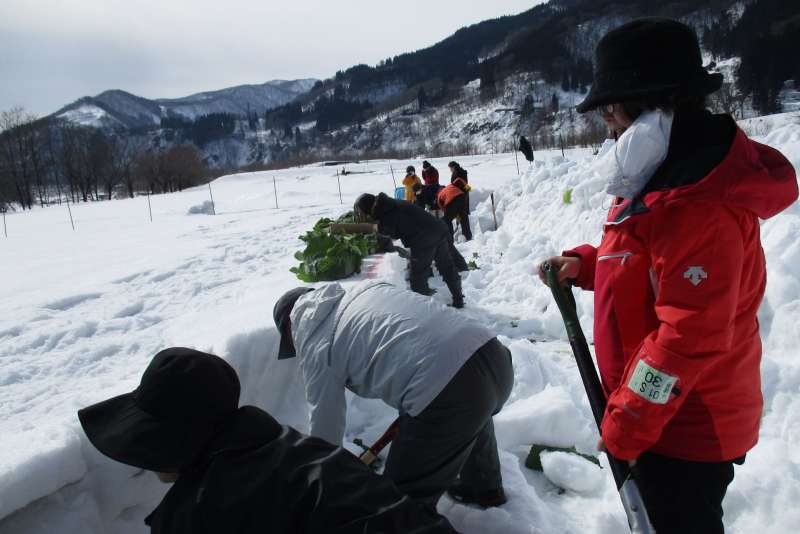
top-left (437, 178), bottom-right (468, 209)
top-left (402, 174), bottom-right (422, 202)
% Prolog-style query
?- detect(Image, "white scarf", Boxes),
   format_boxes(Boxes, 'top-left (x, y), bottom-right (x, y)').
top-left (594, 109), bottom-right (674, 199)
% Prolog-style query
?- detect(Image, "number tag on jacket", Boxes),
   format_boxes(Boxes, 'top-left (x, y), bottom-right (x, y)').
top-left (627, 360), bottom-right (677, 404)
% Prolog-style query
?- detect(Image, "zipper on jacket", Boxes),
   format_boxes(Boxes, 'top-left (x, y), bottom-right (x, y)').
top-left (598, 251), bottom-right (633, 265)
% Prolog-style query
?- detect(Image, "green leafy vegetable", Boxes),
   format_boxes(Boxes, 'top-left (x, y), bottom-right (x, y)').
top-left (290, 213), bottom-right (378, 282)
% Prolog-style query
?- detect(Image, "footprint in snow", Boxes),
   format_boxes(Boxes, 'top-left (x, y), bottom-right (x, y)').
top-left (43, 292), bottom-right (103, 311)
top-left (113, 301), bottom-right (145, 319)
top-left (112, 271), bottom-right (151, 284)
top-left (71, 321), bottom-right (98, 339)
top-left (0, 325), bottom-right (23, 339)
top-left (150, 271), bottom-right (175, 283)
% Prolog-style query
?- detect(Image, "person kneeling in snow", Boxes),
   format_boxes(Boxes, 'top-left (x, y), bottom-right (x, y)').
top-left (274, 282), bottom-right (514, 508)
top-left (538, 18), bottom-right (798, 534)
top-left (77, 347), bottom-right (458, 534)
top-left (354, 192), bottom-right (467, 308)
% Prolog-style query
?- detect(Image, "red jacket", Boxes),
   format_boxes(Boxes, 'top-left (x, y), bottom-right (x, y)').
top-left (566, 126), bottom-right (797, 462)
top-left (422, 167), bottom-right (439, 185)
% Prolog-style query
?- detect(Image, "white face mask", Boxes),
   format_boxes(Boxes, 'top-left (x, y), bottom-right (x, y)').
top-left (594, 109), bottom-right (674, 199)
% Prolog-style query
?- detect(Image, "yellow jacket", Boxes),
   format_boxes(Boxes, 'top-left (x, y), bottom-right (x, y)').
top-left (402, 174), bottom-right (422, 202)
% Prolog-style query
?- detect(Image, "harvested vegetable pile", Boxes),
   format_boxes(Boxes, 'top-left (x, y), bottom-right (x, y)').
top-left (290, 212), bottom-right (378, 282)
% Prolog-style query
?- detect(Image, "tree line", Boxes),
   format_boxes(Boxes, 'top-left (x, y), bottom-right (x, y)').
top-left (0, 107), bottom-right (213, 212)
top-left (160, 112), bottom-right (238, 146)
top-left (703, 0), bottom-right (800, 115)
top-left (261, 0), bottom-right (744, 141)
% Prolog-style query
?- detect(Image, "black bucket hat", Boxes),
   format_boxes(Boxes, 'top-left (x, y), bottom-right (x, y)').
top-left (77, 347), bottom-right (240, 472)
top-left (274, 287), bottom-right (314, 359)
top-left (576, 18), bottom-right (723, 113)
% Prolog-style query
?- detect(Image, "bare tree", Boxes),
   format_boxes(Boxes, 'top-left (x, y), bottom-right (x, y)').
top-left (42, 118), bottom-right (68, 204)
top-left (162, 145), bottom-right (205, 192)
top-left (709, 81), bottom-right (747, 119)
top-left (59, 124), bottom-right (94, 202)
top-left (133, 150), bottom-right (163, 194)
top-left (0, 107), bottom-right (37, 209)
top-left (24, 119), bottom-right (52, 207)
top-left (113, 136), bottom-right (146, 198)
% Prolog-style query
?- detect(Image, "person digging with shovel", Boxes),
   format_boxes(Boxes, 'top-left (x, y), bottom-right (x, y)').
top-left (537, 18), bottom-right (797, 534)
top-left (274, 282), bottom-right (514, 509)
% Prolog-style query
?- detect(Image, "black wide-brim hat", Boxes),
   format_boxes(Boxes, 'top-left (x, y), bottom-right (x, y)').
top-left (78, 347), bottom-right (240, 472)
top-left (576, 18), bottom-right (723, 113)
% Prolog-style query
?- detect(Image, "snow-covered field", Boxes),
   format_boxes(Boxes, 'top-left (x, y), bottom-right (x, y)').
top-left (1, 112), bottom-right (799, 533)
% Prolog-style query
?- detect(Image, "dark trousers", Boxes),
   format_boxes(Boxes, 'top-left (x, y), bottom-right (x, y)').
top-left (409, 236), bottom-right (466, 301)
top-left (633, 452), bottom-right (738, 534)
top-left (418, 184), bottom-right (442, 211)
top-left (384, 338), bottom-right (514, 505)
top-left (444, 231), bottom-right (468, 272)
top-left (461, 191), bottom-right (472, 240)
top-left (443, 195), bottom-right (472, 241)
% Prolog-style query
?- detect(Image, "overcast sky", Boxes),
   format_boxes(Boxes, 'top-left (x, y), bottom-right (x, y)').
top-left (0, 0), bottom-right (543, 116)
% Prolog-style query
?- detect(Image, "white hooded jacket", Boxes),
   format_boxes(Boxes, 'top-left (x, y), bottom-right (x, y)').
top-left (290, 281), bottom-right (495, 445)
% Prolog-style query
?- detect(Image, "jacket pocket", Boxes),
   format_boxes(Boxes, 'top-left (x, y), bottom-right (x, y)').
top-left (597, 251), bottom-right (634, 265)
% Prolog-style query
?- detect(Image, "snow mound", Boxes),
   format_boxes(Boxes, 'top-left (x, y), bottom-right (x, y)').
top-left (187, 200), bottom-right (215, 215)
top-left (494, 386), bottom-right (591, 450)
top-left (540, 451), bottom-right (604, 494)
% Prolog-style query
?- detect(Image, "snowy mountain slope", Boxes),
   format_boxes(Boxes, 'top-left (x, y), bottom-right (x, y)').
top-left (54, 90), bottom-right (164, 130)
top-left (289, 72), bottom-right (596, 162)
top-left (0, 112), bottom-right (798, 533)
top-left (53, 79), bottom-right (318, 130)
top-left (157, 78), bottom-right (319, 120)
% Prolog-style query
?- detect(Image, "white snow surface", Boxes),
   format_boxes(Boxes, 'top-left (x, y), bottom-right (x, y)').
top-left (1, 113), bottom-right (799, 533)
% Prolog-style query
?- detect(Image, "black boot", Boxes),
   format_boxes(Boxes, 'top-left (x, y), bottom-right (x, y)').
top-left (447, 483), bottom-right (506, 508)
top-left (410, 278), bottom-right (437, 296)
top-left (450, 295), bottom-right (464, 309)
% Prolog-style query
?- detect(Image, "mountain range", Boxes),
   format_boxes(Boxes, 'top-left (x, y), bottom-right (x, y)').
top-left (53, 79), bottom-right (318, 131)
top-left (44, 0), bottom-right (799, 170)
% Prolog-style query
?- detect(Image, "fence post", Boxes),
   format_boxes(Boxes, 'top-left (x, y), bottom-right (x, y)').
top-left (491, 192), bottom-right (498, 231)
top-left (146, 192), bottom-right (153, 222)
top-left (2, 210), bottom-right (6, 237)
top-left (513, 137), bottom-right (520, 176)
top-left (560, 134), bottom-right (565, 157)
top-left (336, 170), bottom-right (343, 204)
top-left (66, 197), bottom-right (75, 231)
top-left (273, 176), bottom-right (279, 209)
top-left (207, 183), bottom-right (216, 215)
